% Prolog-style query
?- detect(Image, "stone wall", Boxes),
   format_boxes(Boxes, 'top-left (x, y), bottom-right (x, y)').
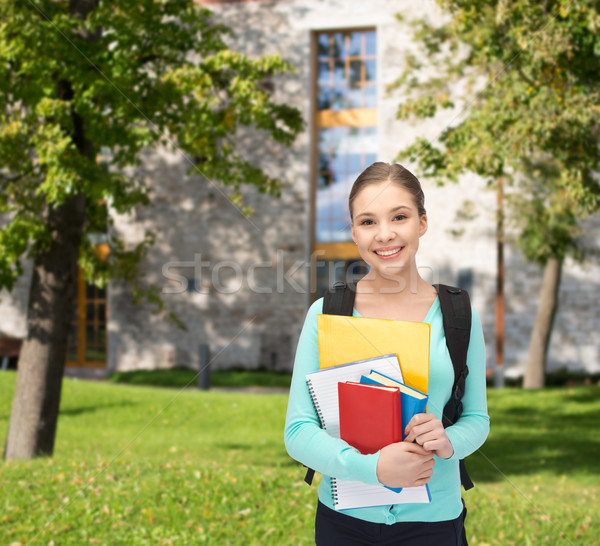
top-left (0, 261), bottom-right (31, 339)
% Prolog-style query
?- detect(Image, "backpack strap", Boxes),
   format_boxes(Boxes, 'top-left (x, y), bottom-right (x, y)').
top-left (304, 281), bottom-right (356, 486)
top-left (323, 281), bottom-right (356, 315)
top-left (434, 283), bottom-right (475, 490)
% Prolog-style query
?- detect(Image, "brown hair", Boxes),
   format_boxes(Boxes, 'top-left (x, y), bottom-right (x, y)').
top-left (348, 162), bottom-right (426, 220)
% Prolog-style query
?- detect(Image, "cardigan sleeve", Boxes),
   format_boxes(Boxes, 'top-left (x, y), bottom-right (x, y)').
top-left (444, 306), bottom-right (490, 461)
top-left (284, 299), bottom-right (381, 485)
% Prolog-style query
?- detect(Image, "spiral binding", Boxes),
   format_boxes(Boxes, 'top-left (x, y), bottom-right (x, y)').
top-left (331, 477), bottom-right (340, 508)
top-left (307, 379), bottom-right (326, 428)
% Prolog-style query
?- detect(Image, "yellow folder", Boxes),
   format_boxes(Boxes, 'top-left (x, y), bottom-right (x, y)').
top-left (317, 314), bottom-right (431, 394)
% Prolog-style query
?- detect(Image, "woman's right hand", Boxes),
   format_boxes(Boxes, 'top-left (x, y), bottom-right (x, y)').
top-left (375, 442), bottom-right (435, 489)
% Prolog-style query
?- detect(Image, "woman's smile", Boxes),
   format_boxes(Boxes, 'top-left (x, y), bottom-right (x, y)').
top-left (373, 245), bottom-right (405, 259)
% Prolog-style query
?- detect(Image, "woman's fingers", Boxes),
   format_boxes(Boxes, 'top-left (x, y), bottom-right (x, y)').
top-left (403, 413), bottom-right (454, 458)
top-left (405, 417), bottom-right (439, 444)
top-left (376, 441), bottom-right (436, 488)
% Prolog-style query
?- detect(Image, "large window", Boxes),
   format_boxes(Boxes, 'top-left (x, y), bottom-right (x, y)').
top-left (312, 29), bottom-right (377, 296)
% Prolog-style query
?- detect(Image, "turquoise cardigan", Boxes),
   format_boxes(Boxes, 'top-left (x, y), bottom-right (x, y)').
top-left (284, 297), bottom-right (490, 524)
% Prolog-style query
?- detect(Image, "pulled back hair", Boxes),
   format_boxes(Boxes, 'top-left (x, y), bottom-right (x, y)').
top-left (348, 162), bottom-right (426, 220)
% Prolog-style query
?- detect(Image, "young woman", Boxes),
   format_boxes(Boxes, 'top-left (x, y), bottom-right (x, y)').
top-left (284, 162), bottom-right (489, 545)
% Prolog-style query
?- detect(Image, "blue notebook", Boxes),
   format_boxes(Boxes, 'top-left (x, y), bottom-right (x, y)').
top-left (360, 370), bottom-right (429, 439)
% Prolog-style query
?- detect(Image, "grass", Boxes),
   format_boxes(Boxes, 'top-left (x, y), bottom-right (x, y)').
top-left (108, 367), bottom-right (292, 389)
top-left (1, 371), bottom-right (599, 545)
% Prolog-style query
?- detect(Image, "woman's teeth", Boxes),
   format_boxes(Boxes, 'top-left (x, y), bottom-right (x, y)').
top-left (375, 247), bottom-right (402, 256)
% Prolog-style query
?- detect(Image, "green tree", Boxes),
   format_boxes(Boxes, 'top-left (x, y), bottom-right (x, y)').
top-left (0, 0), bottom-right (302, 460)
top-left (392, 0), bottom-right (600, 388)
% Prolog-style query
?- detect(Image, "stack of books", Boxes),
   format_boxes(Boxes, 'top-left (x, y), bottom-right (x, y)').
top-left (306, 314), bottom-right (431, 510)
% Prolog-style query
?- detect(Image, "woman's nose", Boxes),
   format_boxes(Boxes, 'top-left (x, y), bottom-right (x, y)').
top-left (375, 223), bottom-right (394, 242)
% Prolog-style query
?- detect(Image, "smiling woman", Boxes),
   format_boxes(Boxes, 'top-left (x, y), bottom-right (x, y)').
top-left (285, 162), bottom-right (490, 545)
top-left (348, 163), bottom-right (432, 323)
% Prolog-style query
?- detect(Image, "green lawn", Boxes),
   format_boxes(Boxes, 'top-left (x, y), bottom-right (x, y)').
top-left (1, 372), bottom-right (598, 545)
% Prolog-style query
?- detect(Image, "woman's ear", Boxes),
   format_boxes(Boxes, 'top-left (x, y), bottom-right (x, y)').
top-left (350, 223), bottom-right (356, 244)
top-left (419, 214), bottom-right (428, 237)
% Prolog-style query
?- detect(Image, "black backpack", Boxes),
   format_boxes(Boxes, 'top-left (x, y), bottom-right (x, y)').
top-left (304, 281), bottom-right (474, 491)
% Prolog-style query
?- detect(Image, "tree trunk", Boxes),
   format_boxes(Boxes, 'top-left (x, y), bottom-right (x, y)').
top-left (4, 194), bottom-right (87, 459)
top-left (523, 256), bottom-right (563, 389)
top-left (4, 0), bottom-right (99, 460)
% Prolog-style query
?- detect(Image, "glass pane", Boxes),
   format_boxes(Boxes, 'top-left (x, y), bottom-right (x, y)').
top-left (97, 285), bottom-right (106, 299)
top-left (345, 127), bottom-right (362, 152)
top-left (330, 152), bottom-right (345, 172)
top-left (317, 172), bottom-right (331, 188)
top-left (365, 31), bottom-right (376, 56)
top-left (318, 153), bottom-right (330, 171)
top-left (333, 33), bottom-right (345, 59)
top-left (329, 126), bottom-right (347, 154)
top-left (96, 345), bottom-right (106, 361)
top-left (364, 126), bottom-right (378, 150)
top-left (318, 61), bottom-right (331, 84)
top-left (349, 60), bottom-right (363, 84)
top-left (98, 303), bottom-right (106, 323)
top-left (315, 259), bottom-right (331, 298)
top-left (86, 344), bottom-right (106, 362)
top-left (333, 59), bottom-right (346, 83)
top-left (364, 125), bottom-right (377, 138)
top-left (86, 303), bottom-right (94, 321)
top-left (347, 260), bottom-right (369, 283)
top-left (349, 32), bottom-right (362, 57)
top-left (330, 167), bottom-right (340, 186)
top-left (347, 85), bottom-right (363, 108)
top-left (347, 153), bottom-right (362, 172)
top-left (318, 128), bottom-right (330, 149)
top-left (364, 84), bottom-right (377, 108)
top-left (86, 283), bottom-right (95, 299)
top-left (330, 153), bottom-right (346, 176)
top-left (331, 85), bottom-right (347, 111)
top-left (318, 87), bottom-right (332, 110)
top-left (365, 60), bottom-right (376, 82)
top-left (317, 34), bottom-right (330, 58)
top-left (86, 325), bottom-right (95, 345)
top-left (315, 170), bottom-right (354, 242)
top-left (365, 152), bottom-right (378, 166)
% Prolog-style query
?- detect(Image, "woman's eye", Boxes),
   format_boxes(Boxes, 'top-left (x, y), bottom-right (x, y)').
top-left (360, 219), bottom-right (373, 225)
top-left (394, 214), bottom-right (407, 221)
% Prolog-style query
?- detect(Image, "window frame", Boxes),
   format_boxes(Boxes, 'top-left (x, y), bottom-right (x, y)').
top-left (66, 251), bottom-right (109, 369)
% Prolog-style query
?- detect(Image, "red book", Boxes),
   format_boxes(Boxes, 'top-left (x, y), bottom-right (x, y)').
top-left (338, 381), bottom-right (402, 455)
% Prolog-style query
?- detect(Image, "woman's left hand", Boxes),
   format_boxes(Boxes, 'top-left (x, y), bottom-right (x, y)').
top-left (404, 413), bottom-right (454, 459)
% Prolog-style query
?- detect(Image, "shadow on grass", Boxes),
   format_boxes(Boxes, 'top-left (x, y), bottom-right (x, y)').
top-left (563, 388), bottom-right (600, 404)
top-left (108, 367), bottom-right (292, 389)
top-left (468, 387), bottom-right (600, 483)
top-left (59, 401), bottom-right (138, 417)
top-left (217, 443), bottom-right (252, 451)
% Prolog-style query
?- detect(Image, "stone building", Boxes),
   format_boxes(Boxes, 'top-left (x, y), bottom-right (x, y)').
top-left (1, 0), bottom-right (598, 378)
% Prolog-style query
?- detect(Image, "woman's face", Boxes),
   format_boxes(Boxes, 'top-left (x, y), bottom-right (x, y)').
top-left (350, 181), bottom-right (428, 279)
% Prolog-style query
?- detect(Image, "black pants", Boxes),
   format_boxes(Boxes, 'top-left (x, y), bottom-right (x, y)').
top-left (315, 501), bottom-right (468, 546)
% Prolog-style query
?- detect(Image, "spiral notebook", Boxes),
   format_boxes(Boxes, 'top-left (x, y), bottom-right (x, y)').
top-left (306, 354), bottom-right (404, 440)
top-left (306, 355), bottom-right (431, 510)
